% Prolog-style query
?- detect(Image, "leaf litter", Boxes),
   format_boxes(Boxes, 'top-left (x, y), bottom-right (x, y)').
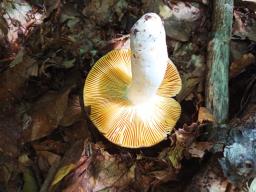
top-left (0, 0), bottom-right (256, 191)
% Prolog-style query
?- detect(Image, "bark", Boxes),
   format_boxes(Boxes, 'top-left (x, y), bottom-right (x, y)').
top-left (206, 0), bottom-right (234, 124)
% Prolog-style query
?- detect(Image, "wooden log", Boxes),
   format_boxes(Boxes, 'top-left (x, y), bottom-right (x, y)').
top-left (206, 0), bottom-right (234, 124)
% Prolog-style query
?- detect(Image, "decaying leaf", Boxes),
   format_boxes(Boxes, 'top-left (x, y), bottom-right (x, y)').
top-left (59, 95), bottom-right (81, 127)
top-left (37, 151), bottom-right (61, 175)
top-left (0, 55), bottom-right (36, 107)
top-left (184, 156), bottom-right (231, 192)
top-left (63, 121), bottom-right (91, 143)
top-left (174, 123), bottom-right (200, 147)
top-left (55, 143), bottom-right (179, 192)
top-left (230, 53), bottom-right (255, 79)
top-left (9, 47), bottom-right (25, 68)
top-left (143, 1), bottom-right (205, 42)
top-left (177, 76), bottom-right (201, 102)
top-left (135, 157), bottom-right (176, 190)
top-left (198, 107), bottom-right (215, 123)
top-left (173, 53), bottom-right (206, 102)
top-left (22, 168), bottom-right (39, 192)
top-left (82, 0), bottom-right (128, 26)
top-left (52, 164), bottom-right (76, 186)
top-left (0, 16), bottom-right (8, 35)
top-left (242, 0), bottom-right (256, 4)
top-left (1, 1), bottom-right (44, 42)
top-left (0, 107), bottom-right (21, 157)
top-left (32, 140), bottom-right (67, 155)
top-left (168, 123), bottom-right (200, 168)
top-left (188, 142), bottom-right (213, 158)
top-left (22, 89), bottom-right (71, 142)
top-left (50, 140), bottom-right (85, 189)
top-left (233, 9), bottom-right (256, 42)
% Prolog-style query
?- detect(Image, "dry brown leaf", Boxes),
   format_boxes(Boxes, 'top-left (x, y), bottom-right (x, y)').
top-left (47, 140), bottom-right (85, 190)
top-left (233, 10), bottom-right (256, 42)
top-left (230, 53), bottom-right (255, 79)
top-left (53, 143), bottom-right (180, 191)
top-left (38, 151), bottom-right (61, 167)
top-left (177, 76), bottom-right (201, 102)
top-left (81, 150), bottom-right (133, 191)
top-left (0, 108), bottom-right (21, 157)
top-left (143, 1), bottom-right (205, 42)
top-left (242, 0), bottom-right (256, 4)
top-left (135, 157), bottom-right (176, 190)
top-left (0, 55), bottom-right (36, 107)
top-left (23, 89), bottom-right (71, 142)
top-left (198, 107), bottom-right (215, 123)
top-left (54, 143), bottom-right (134, 192)
top-left (59, 95), bottom-right (81, 127)
top-left (32, 140), bottom-right (67, 155)
top-left (63, 121), bottom-right (91, 143)
top-left (37, 151), bottom-right (61, 178)
top-left (188, 142), bottom-right (213, 158)
top-left (2, 1), bottom-right (43, 42)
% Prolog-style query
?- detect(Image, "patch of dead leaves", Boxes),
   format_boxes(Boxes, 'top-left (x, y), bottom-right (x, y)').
top-left (50, 143), bottom-right (180, 192)
top-left (22, 89), bottom-right (71, 142)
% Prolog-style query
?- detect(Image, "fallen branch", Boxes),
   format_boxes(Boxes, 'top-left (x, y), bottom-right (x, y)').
top-left (206, 0), bottom-right (234, 123)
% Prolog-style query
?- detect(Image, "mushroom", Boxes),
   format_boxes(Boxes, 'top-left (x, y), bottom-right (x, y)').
top-left (84, 13), bottom-right (182, 148)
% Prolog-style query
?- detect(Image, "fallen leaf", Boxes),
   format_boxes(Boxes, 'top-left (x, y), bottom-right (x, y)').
top-left (230, 53), bottom-right (255, 79)
top-left (177, 76), bottom-right (201, 102)
top-left (55, 143), bottom-right (135, 192)
top-left (0, 16), bottom-right (8, 35)
top-left (50, 140), bottom-right (85, 189)
top-left (0, 55), bottom-right (36, 107)
top-left (60, 95), bottom-right (81, 127)
top-left (38, 151), bottom-right (61, 167)
top-left (233, 10), bottom-right (256, 42)
top-left (135, 157), bottom-right (176, 190)
top-left (3, 1), bottom-right (44, 42)
top-left (32, 140), bottom-right (67, 155)
top-left (0, 108), bottom-right (21, 157)
top-left (198, 107), bottom-right (215, 123)
top-left (188, 142), bottom-right (213, 158)
top-left (242, 0), bottom-right (256, 3)
top-left (63, 121), bottom-right (91, 143)
top-left (22, 168), bottom-right (39, 192)
top-left (52, 164), bottom-right (76, 186)
top-left (22, 89), bottom-right (71, 142)
top-left (9, 47), bottom-right (25, 68)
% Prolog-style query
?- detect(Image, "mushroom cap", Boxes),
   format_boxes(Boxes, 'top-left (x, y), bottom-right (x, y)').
top-left (84, 49), bottom-right (182, 148)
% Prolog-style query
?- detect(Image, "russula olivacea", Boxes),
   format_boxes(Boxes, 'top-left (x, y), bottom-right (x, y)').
top-left (84, 13), bottom-right (182, 148)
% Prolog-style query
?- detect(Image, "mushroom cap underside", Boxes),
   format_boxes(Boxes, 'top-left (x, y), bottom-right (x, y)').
top-left (84, 49), bottom-right (182, 148)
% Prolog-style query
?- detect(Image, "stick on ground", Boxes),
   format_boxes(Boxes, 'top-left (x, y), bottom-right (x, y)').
top-left (206, 0), bottom-right (234, 124)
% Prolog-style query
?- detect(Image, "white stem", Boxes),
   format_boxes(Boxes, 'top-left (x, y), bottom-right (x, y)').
top-left (127, 13), bottom-right (169, 104)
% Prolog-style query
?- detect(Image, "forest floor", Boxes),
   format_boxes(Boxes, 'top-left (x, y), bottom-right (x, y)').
top-left (0, 0), bottom-right (256, 191)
